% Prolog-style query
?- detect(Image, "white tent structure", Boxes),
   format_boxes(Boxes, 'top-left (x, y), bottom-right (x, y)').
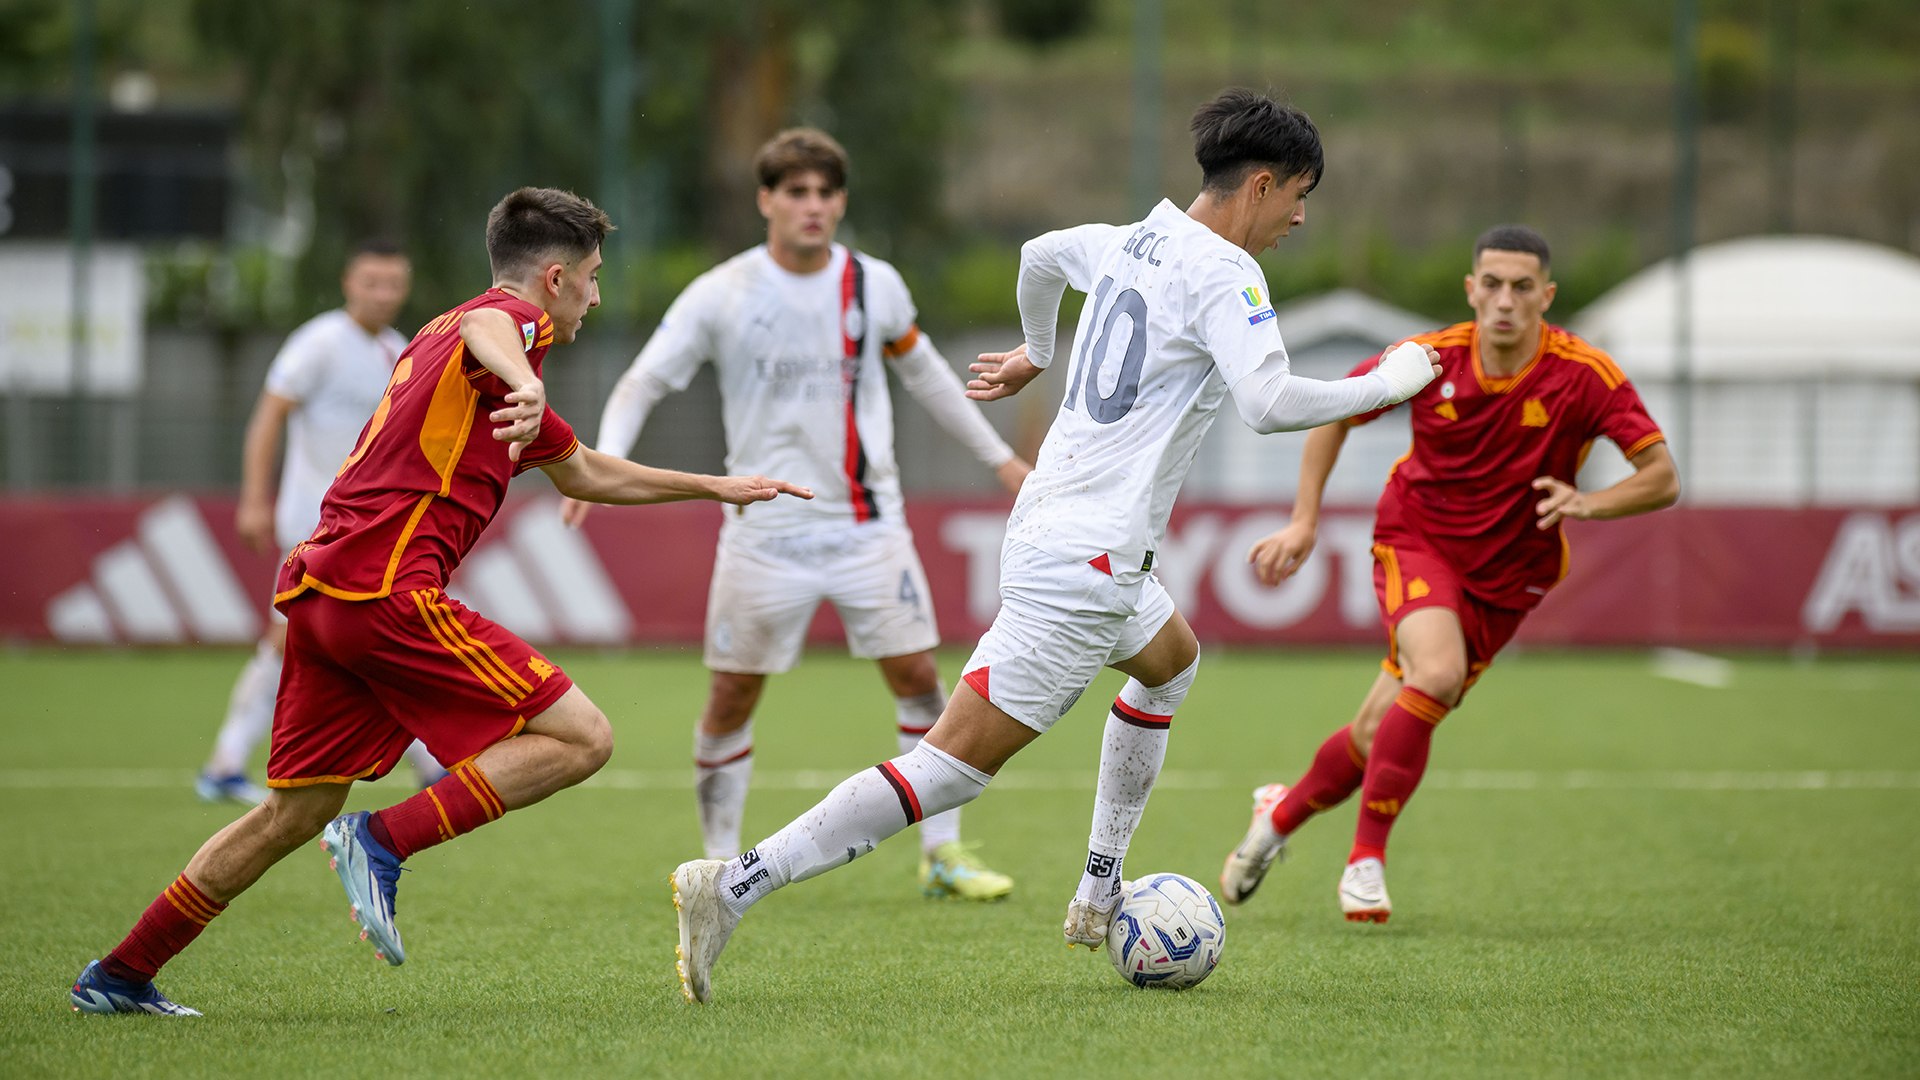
top-left (1573, 236), bottom-right (1920, 504)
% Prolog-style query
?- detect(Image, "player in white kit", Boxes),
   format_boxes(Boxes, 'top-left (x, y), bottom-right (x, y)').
top-left (666, 89), bottom-right (1444, 1002)
top-left (199, 242), bottom-right (440, 802)
top-left (561, 129), bottom-right (1030, 899)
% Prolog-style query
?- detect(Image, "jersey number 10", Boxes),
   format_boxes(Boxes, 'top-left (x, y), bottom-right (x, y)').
top-left (1065, 275), bottom-right (1147, 424)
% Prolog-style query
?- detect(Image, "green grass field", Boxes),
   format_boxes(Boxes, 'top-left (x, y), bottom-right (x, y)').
top-left (3, 646), bottom-right (1916, 1077)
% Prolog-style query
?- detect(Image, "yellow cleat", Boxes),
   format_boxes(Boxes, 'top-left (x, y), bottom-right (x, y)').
top-left (920, 841), bottom-right (1014, 901)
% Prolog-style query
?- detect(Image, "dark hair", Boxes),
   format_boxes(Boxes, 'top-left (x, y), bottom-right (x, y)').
top-left (348, 237), bottom-right (406, 263)
top-left (1473, 224), bottom-right (1551, 272)
top-left (1190, 88), bottom-right (1323, 196)
top-left (485, 187), bottom-right (614, 281)
top-left (755, 128), bottom-right (849, 191)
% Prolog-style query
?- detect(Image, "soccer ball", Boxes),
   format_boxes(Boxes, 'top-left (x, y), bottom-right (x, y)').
top-left (1105, 872), bottom-right (1226, 989)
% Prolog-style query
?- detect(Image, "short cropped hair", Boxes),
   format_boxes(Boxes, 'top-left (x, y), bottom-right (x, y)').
top-left (755, 128), bottom-right (849, 192)
top-left (485, 187), bottom-right (614, 282)
top-left (1190, 88), bottom-right (1324, 196)
top-left (1473, 224), bottom-right (1551, 272)
top-left (348, 237), bottom-right (406, 263)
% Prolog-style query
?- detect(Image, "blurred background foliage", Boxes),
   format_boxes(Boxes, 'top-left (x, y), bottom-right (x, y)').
top-left (5, 0), bottom-right (1917, 333)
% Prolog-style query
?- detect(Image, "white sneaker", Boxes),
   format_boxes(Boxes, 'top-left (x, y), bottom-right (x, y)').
top-left (670, 859), bottom-right (741, 1003)
top-left (1062, 881), bottom-right (1130, 950)
top-left (1338, 857), bottom-right (1391, 923)
top-left (1220, 783), bottom-right (1290, 906)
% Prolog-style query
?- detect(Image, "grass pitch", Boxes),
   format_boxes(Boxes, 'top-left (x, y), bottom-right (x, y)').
top-left (3, 646), bottom-right (1916, 1077)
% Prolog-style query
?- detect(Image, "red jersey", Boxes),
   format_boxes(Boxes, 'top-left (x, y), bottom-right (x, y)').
top-left (1347, 321), bottom-right (1664, 610)
top-left (275, 289), bottom-right (579, 606)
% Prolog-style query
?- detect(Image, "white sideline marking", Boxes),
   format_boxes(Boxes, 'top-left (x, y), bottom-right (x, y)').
top-left (4, 769), bottom-right (1919, 792)
top-left (1650, 647), bottom-right (1736, 688)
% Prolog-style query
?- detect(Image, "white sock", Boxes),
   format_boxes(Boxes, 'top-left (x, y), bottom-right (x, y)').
top-left (895, 686), bottom-right (960, 853)
top-left (719, 742), bottom-right (990, 916)
top-left (1075, 658), bottom-right (1197, 906)
top-left (694, 723), bottom-right (754, 859)
top-left (207, 640), bottom-right (281, 775)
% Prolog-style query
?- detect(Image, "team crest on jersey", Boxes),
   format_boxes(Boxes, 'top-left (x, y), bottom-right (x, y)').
top-left (843, 303), bottom-right (866, 343)
top-left (520, 321), bottom-right (537, 352)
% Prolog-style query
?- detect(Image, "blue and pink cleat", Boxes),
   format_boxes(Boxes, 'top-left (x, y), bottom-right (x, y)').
top-left (319, 811), bottom-right (407, 966)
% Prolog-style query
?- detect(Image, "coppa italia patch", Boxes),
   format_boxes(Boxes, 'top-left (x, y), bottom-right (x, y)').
top-left (520, 321), bottom-right (537, 351)
top-left (1240, 285), bottom-right (1276, 325)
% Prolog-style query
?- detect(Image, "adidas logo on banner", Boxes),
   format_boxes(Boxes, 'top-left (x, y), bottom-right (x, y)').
top-left (443, 497), bottom-right (632, 644)
top-left (45, 496), bottom-right (260, 644)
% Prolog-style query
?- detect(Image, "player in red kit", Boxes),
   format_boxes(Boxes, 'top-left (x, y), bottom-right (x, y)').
top-left (1218, 225), bottom-right (1679, 923)
top-left (70, 187), bottom-right (810, 1016)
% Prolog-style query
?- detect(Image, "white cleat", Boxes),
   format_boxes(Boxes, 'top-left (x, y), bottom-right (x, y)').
top-left (1062, 881), bottom-right (1130, 950)
top-left (1220, 783), bottom-right (1290, 906)
top-left (1339, 857), bottom-right (1392, 923)
top-left (670, 859), bottom-right (740, 1004)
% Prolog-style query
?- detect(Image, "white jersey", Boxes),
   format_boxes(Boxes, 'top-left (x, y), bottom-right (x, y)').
top-left (262, 309), bottom-right (405, 550)
top-left (1007, 199), bottom-right (1308, 582)
top-left (613, 244), bottom-right (920, 531)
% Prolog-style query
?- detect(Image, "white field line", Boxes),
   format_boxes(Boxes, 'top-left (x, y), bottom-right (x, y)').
top-left (3, 768), bottom-right (1919, 792)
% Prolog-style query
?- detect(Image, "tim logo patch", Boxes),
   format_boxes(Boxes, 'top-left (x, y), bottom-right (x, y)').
top-left (1242, 285), bottom-right (1276, 325)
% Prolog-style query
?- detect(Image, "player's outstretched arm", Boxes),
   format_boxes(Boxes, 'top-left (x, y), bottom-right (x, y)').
top-left (462, 308), bottom-right (545, 461)
top-left (1230, 342), bottom-right (1441, 435)
top-left (885, 333), bottom-right (1028, 490)
top-left (542, 447), bottom-right (812, 507)
top-left (1248, 421), bottom-right (1352, 586)
top-left (1532, 441), bottom-right (1679, 529)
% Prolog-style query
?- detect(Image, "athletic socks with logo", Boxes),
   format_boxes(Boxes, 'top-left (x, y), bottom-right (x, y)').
top-left (718, 742), bottom-right (990, 917)
top-left (1351, 687), bottom-right (1451, 864)
top-left (1074, 660), bottom-right (1195, 908)
top-left (694, 722), bottom-right (755, 859)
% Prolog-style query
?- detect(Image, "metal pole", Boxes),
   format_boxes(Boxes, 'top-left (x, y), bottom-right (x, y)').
top-left (1671, 0), bottom-right (1699, 474)
top-left (598, 0), bottom-right (635, 301)
top-left (1130, 0), bottom-right (1163, 215)
top-left (1766, 0), bottom-right (1796, 232)
top-left (69, 0), bottom-right (98, 489)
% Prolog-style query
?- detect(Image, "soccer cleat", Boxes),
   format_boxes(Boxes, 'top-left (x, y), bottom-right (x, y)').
top-left (670, 859), bottom-right (740, 1005)
top-left (1339, 857), bottom-right (1392, 923)
top-left (1220, 783), bottom-right (1290, 906)
top-left (194, 771), bottom-right (267, 806)
top-left (1062, 881), bottom-right (1130, 950)
top-left (919, 842), bottom-right (1014, 902)
top-left (69, 960), bottom-right (201, 1017)
top-left (318, 811), bottom-right (406, 966)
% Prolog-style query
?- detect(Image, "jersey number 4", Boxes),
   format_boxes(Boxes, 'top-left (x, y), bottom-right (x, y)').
top-left (1065, 275), bottom-right (1147, 424)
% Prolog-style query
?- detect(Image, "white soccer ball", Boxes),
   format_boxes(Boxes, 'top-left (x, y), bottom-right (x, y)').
top-left (1105, 872), bottom-right (1226, 989)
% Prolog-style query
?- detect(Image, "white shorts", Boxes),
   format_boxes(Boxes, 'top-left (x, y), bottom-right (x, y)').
top-left (961, 540), bottom-right (1177, 734)
top-left (704, 520), bottom-right (940, 674)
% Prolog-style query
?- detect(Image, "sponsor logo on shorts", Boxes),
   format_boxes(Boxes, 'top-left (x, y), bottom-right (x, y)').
top-left (1058, 687), bottom-right (1085, 717)
top-left (528, 655), bottom-right (557, 682)
top-left (728, 868), bottom-right (770, 898)
top-left (1140, 550), bottom-right (1155, 573)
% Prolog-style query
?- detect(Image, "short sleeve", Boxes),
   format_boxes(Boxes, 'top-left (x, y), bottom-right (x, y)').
top-left (1193, 257), bottom-right (1287, 386)
top-left (262, 320), bottom-right (331, 403)
top-left (513, 406), bottom-right (580, 474)
top-left (1596, 378), bottom-right (1665, 459)
top-left (863, 258), bottom-right (920, 355)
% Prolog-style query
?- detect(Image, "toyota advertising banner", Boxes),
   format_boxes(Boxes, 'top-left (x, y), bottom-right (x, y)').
top-left (1, 495), bottom-right (1916, 650)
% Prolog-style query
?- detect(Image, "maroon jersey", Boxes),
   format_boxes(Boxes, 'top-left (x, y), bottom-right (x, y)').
top-left (1347, 321), bottom-right (1664, 610)
top-left (275, 289), bottom-right (579, 605)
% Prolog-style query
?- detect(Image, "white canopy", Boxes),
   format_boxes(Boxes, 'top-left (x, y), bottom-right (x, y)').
top-left (1571, 236), bottom-right (1920, 379)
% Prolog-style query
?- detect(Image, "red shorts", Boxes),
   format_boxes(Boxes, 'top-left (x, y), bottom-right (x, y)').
top-left (1370, 537), bottom-right (1526, 698)
top-left (267, 587), bottom-right (574, 788)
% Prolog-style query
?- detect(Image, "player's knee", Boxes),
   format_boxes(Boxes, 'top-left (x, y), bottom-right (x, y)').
top-left (260, 791), bottom-right (335, 848)
top-left (1403, 663), bottom-right (1465, 706)
top-left (575, 708), bottom-right (614, 775)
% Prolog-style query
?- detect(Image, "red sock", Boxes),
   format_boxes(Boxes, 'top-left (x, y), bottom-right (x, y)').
top-left (1351, 687), bottom-right (1450, 864)
top-left (1271, 724), bottom-right (1367, 835)
top-left (102, 874), bottom-right (227, 982)
top-left (368, 761), bottom-right (505, 859)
